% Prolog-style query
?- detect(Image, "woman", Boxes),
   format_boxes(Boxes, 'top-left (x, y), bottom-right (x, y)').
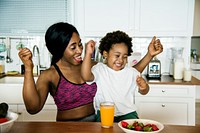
top-left (18, 22), bottom-right (163, 121)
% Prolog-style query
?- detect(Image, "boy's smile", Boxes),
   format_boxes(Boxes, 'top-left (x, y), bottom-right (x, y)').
top-left (104, 43), bottom-right (128, 71)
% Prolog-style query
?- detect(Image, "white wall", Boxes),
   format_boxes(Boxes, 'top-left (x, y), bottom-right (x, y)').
top-left (84, 36), bottom-right (190, 75)
top-left (0, 36), bottom-right (51, 73)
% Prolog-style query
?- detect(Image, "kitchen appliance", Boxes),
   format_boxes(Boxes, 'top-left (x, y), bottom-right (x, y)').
top-left (147, 56), bottom-right (161, 79)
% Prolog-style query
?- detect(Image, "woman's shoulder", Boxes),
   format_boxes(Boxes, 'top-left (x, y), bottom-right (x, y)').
top-left (38, 66), bottom-right (59, 83)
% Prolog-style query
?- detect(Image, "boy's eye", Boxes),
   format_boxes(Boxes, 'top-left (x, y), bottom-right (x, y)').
top-left (124, 56), bottom-right (128, 59)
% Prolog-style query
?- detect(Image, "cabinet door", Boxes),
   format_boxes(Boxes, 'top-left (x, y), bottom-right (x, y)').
top-left (135, 97), bottom-right (195, 125)
top-left (8, 104), bottom-right (22, 121)
top-left (135, 84), bottom-right (195, 98)
top-left (74, 0), bottom-right (135, 37)
top-left (0, 84), bottom-right (23, 104)
top-left (193, 0), bottom-right (200, 36)
top-left (134, 0), bottom-right (194, 36)
top-left (17, 104), bottom-right (57, 122)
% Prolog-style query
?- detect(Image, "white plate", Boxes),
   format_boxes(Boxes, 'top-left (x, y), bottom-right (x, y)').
top-left (118, 119), bottom-right (164, 133)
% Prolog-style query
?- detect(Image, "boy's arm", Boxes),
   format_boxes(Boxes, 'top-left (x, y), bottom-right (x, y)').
top-left (81, 40), bottom-right (95, 82)
top-left (134, 36), bottom-right (163, 73)
top-left (136, 76), bottom-right (149, 95)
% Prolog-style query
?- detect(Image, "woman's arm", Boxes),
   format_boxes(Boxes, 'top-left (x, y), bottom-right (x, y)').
top-left (134, 36), bottom-right (163, 73)
top-left (18, 48), bottom-right (48, 114)
top-left (81, 40), bottom-right (96, 82)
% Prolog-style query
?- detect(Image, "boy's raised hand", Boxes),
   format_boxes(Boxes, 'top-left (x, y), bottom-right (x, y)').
top-left (86, 40), bottom-right (96, 55)
top-left (148, 36), bottom-right (163, 57)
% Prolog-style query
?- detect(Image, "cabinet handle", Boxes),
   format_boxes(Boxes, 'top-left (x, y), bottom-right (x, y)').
top-left (161, 104), bottom-right (165, 107)
top-left (162, 90), bottom-right (165, 93)
top-left (17, 112), bottom-right (22, 115)
top-left (11, 112), bottom-right (22, 115)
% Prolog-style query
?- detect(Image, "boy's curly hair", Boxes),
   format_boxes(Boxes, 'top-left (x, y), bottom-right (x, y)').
top-left (99, 30), bottom-right (133, 56)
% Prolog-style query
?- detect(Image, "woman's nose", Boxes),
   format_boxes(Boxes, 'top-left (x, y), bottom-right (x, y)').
top-left (76, 47), bottom-right (82, 53)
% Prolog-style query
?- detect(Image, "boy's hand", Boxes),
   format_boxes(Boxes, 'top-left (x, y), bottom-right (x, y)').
top-left (86, 40), bottom-right (96, 55)
top-left (148, 36), bottom-right (163, 57)
top-left (136, 75), bottom-right (149, 95)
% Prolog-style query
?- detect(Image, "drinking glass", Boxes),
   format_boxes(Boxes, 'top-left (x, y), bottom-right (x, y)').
top-left (100, 102), bottom-right (114, 128)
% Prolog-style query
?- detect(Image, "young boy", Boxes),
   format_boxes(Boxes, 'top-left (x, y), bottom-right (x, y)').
top-left (81, 31), bottom-right (150, 122)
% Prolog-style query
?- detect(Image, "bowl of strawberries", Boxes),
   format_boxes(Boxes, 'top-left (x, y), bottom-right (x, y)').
top-left (118, 119), bottom-right (164, 133)
top-left (0, 103), bottom-right (18, 133)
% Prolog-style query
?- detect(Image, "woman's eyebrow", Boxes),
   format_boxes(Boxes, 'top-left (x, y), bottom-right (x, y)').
top-left (69, 39), bottom-right (81, 45)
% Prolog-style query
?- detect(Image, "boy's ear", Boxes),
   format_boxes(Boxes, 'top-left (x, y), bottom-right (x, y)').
top-left (103, 51), bottom-right (108, 58)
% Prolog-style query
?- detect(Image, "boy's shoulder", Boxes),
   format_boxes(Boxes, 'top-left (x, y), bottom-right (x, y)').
top-left (93, 62), bottom-right (105, 68)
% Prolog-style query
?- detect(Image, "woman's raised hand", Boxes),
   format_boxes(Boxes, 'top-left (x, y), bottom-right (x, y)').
top-left (18, 48), bottom-right (34, 70)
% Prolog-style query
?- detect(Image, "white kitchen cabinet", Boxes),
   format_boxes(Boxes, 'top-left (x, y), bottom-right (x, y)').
top-left (17, 104), bottom-right (56, 122)
top-left (135, 84), bottom-right (196, 126)
top-left (0, 81), bottom-right (57, 121)
top-left (134, 0), bottom-right (194, 37)
top-left (193, 0), bottom-right (200, 36)
top-left (74, 0), bottom-right (194, 37)
top-left (0, 84), bottom-right (24, 104)
top-left (191, 63), bottom-right (200, 101)
top-left (74, 0), bottom-right (135, 37)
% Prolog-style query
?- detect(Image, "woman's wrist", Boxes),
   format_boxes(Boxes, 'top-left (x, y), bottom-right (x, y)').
top-left (24, 66), bottom-right (33, 73)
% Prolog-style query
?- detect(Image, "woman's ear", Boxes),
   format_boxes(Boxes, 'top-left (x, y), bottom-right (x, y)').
top-left (103, 51), bottom-right (108, 59)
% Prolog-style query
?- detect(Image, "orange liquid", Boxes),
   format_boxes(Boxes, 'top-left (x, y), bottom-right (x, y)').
top-left (100, 103), bottom-right (114, 128)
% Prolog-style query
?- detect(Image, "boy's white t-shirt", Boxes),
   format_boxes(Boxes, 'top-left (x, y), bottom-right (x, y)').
top-left (87, 62), bottom-right (140, 116)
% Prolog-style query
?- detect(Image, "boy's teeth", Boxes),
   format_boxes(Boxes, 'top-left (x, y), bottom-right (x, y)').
top-left (116, 63), bottom-right (121, 67)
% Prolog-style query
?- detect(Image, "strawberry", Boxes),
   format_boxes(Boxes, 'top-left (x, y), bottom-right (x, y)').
top-left (145, 124), bottom-right (152, 127)
top-left (151, 124), bottom-right (159, 131)
top-left (135, 125), bottom-right (142, 131)
top-left (0, 118), bottom-right (9, 124)
top-left (121, 121), bottom-right (129, 128)
top-left (132, 121), bottom-right (138, 127)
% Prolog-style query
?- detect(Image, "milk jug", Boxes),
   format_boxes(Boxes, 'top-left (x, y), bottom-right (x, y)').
top-left (173, 58), bottom-right (184, 79)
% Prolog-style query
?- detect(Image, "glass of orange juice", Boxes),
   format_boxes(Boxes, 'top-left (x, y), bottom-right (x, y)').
top-left (100, 102), bottom-right (115, 128)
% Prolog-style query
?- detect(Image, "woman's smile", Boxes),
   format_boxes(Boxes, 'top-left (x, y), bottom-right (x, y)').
top-left (74, 55), bottom-right (82, 63)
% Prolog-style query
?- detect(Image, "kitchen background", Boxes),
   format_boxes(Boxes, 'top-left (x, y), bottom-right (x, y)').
top-left (0, 0), bottom-right (199, 95)
top-left (0, 0), bottom-right (200, 125)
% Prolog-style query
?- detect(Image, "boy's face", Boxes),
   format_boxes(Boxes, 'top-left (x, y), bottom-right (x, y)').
top-left (103, 43), bottom-right (128, 71)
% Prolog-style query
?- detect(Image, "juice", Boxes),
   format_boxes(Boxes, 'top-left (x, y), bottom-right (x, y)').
top-left (100, 102), bottom-right (114, 128)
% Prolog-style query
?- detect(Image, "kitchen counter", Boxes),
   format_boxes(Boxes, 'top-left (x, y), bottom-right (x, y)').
top-left (0, 73), bottom-right (38, 79)
top-left (8, 122), bottom-right (200, 133)
top-left (0, 73), bottom-right (6, 78)
top-left (0, 74), bottom-right (200, 85)
top-left (144, 75), bottom-right (200, 85)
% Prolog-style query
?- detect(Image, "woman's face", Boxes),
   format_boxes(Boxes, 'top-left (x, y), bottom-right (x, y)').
top-left (104, 43), bottom-right (128, 71)
top-left (62, 32), bottom-right (83, 65)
